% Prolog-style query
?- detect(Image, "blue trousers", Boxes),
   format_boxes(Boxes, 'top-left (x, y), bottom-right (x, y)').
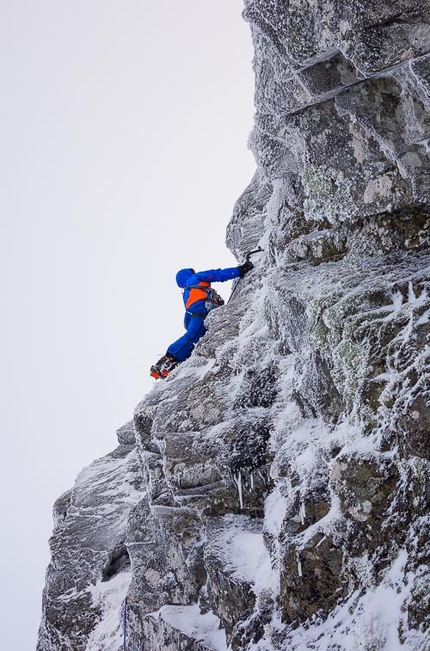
top-left (167, 313), bottom-right (207, 362)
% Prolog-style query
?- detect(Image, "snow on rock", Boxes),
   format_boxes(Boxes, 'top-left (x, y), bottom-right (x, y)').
top-left (145, 604), bottom-right (227, 651)
top-left (37, 445), bottom-right (142, 651)
top-left (86, 571), bottom-right (131, 651)
top-left (38, 1), bottom-right (430, 650)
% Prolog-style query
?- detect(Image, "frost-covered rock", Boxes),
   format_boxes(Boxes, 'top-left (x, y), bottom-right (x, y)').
top-left (37, 444), bottom-right (142, 651)
top-left (38, 1), bottom-right (430, 650)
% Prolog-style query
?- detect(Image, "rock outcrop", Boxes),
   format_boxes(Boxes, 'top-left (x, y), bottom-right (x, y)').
top-left (38, 1), bottom-right (430, 649)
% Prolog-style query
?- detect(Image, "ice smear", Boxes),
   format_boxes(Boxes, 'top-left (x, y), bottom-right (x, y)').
top-left (86, 571), bottom-right (131, 651)
top-left (152, 604), bottom-right (227, 651)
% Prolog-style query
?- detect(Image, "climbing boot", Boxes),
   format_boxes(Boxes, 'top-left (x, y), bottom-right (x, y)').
top-left (150, 354), bottom-right (178, 379)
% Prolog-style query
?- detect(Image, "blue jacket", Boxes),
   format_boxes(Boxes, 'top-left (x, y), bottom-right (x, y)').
top-left (176, 266), bottom-right (240, 313)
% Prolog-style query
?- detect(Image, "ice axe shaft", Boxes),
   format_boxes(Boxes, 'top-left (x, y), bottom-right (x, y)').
top-left (227, 247), bottom-right (263, 304)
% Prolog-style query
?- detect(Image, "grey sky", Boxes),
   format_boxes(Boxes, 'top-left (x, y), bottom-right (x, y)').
top-left (0, 1), bottom-right (255, 647)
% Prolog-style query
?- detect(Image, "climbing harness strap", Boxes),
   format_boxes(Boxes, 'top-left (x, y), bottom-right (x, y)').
top-left (187, 312), bottom-right (207, 319)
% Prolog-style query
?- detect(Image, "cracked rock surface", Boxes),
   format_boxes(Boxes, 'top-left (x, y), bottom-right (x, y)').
top-left (38, 1), bottom-right (430, 649)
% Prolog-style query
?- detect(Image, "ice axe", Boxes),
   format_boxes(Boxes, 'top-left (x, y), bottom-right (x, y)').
top-left (228, 246), bottom-right (264, 303)
top-left (244, 246), bottom-right (264, 262)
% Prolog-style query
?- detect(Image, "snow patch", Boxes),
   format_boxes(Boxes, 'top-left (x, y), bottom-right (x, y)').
top-left (209, 515), bottom-right (278, 597)
top-left (151, 604), bottom-right (227, 651)
top-left (86, 571), bottom-right (130, 651)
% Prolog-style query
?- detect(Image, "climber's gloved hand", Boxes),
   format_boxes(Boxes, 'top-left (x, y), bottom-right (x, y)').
top-left (237, 259), bottom-right (254, 277)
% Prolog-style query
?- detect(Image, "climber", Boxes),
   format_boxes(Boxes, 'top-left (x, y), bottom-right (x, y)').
top-left (150, 261), bottom-right (253, 379)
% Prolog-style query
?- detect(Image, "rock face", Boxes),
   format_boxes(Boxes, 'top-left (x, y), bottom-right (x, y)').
top-left (38, 2), bottom-right (430, 650)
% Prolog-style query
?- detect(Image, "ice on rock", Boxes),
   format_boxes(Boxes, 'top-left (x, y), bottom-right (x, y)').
top-left (38, 1), bottom-right (430, 650)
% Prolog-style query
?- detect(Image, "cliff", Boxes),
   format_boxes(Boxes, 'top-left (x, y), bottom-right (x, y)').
top-left (38, 1), bottom-right (430, 649)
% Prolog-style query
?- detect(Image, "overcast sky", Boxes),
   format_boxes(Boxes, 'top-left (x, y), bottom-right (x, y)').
top-left (0, 1), bottom-right (255, 648)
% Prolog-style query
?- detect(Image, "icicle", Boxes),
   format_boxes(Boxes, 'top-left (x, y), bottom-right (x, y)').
top-left (300, 501), bottom-right (306, 525)
top-left (316, 535), bottom-right (327, 548)
top-left (297, 554), bottom-right (303, 578)
top-left (234, 472), bottom-right (244, 510)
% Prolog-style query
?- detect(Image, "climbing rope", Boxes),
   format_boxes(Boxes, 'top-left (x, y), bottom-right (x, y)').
top-left (123, 596), bottom-right (128, 651)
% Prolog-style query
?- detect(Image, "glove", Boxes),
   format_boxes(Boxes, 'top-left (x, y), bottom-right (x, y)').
top-left (237, 259), bottom-right (253, 277)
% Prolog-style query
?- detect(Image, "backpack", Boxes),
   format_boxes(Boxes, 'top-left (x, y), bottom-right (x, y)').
top-left (186, 282), bottom-right (225, 312)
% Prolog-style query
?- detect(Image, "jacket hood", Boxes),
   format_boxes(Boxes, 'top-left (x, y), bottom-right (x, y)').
top-left (176, 268), bottom-right (195, 288)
